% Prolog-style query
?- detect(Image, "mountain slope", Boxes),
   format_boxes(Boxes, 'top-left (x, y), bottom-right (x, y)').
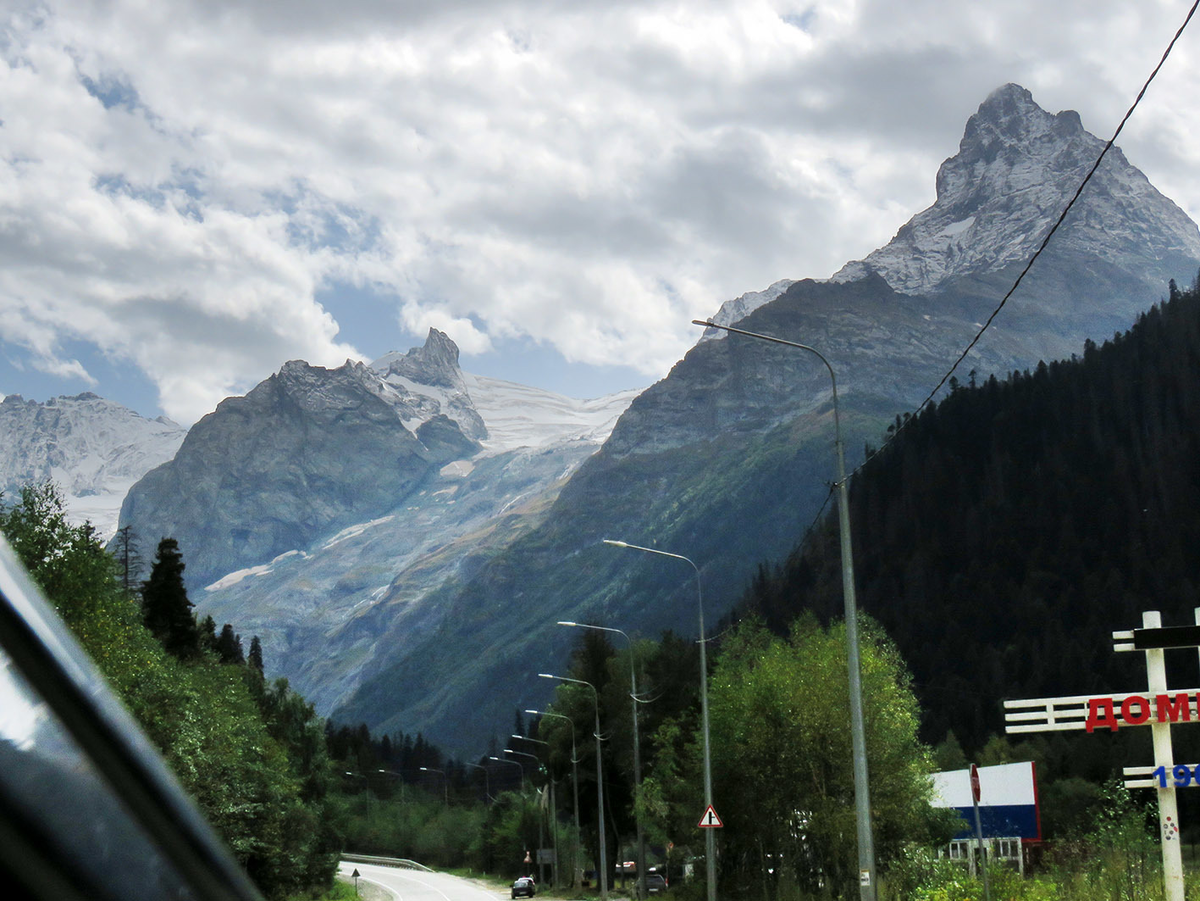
top-left (116, 330), bottom-right (641, 713)
top-left (0, 392), bottom-right (185, 539)
top-left (335, 84), bottom-right (1200, 754)
top-left (741, 281), bottom-right (1200, 754)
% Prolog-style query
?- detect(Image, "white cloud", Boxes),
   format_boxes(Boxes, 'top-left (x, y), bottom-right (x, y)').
top-left (3, 0), bottom-right (1200, 421)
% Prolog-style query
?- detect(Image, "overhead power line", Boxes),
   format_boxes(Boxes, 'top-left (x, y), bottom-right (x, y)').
top-left (861, 0), bottom-right (1200, 471)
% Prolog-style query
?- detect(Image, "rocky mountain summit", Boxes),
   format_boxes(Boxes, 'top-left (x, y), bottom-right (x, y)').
top-left (118, 344), bottom-right (490, 590)
top-left (115, 333), bottom-right (639, 712)
top-left (834, 84), bottom-right (1200, 298)
top-left (0, 392), bottom-right (185, 539)
top-left (333, 84), bottom-right (1200, 754)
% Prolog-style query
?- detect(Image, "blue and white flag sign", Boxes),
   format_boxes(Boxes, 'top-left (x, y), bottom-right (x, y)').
top-left (930, 761), bottom-right (1041, 841)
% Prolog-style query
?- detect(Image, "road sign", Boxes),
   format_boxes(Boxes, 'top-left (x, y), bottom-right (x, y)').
top-left (970, 764), bottom-right (981, 803)
top-left (1113, 625), bottom-right (1200, 651)
top-left (698, 805), bottom-right (723, 828)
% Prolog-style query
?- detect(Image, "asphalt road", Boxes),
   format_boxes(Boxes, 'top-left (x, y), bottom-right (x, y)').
top-left (337, 861), bottom-right (515, 901)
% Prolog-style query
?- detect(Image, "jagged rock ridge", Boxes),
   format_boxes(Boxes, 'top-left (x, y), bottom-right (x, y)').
top-left (118, 345), bottom-right (485, 589)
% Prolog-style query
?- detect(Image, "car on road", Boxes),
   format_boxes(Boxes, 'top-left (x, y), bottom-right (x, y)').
top-left (646, 873), bottom-right (668, 894)
top-left (512, 876), bottom-right (536, 898)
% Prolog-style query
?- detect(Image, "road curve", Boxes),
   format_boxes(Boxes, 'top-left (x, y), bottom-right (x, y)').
top-left (338, 861), bottom-right (512, 901)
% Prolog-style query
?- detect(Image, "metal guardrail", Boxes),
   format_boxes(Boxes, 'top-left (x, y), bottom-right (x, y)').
top-left (341, 854), bottom-right (433, 872)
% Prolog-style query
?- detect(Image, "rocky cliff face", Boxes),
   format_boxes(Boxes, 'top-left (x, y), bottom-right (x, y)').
top-left (112, 329), bottom-right (640, 715)
top-left (118, 342), bottom-right (483, 589)
top-left (835, 84), bottom-right (1200, 297)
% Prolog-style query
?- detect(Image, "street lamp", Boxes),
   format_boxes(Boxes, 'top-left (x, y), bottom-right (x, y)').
top-left (559, 620), bottom-right (647, 900)
top-left (508, 746), bottom-right (550, 884)
top-left (527, 708), bottom-right (583, 891)
top-left (489, 755), bottom-right (524, 791)
top-left (692, 317), bottom-right (877, 900)
top-left (541, 672), bottom-right (608, 901)
top-left (514, 736), bottom-right (561, 887)
top-left (602, 540), bottom-right (715, 901)
top-left (465, 762), bottom-right (492, 802)
top-left (506, 746), bottom-right (542, 774)
top-left (376, 768), bottom-right (408, 802)
top-left (419, 766), bottom-right (448, 808)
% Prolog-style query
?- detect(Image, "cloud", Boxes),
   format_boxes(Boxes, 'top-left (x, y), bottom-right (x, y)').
top-left (3, 0), bottom-right (1200, 421)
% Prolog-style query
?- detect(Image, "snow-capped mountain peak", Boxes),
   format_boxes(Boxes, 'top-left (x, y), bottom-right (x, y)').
top-left (0, 392), bottom-right (186, 539)
top-left (831, 83), bottom-right (1200, 296)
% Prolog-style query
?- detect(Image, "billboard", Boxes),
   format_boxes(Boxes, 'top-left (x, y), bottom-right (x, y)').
top-left (930, 761), bottom-right (1041, 841)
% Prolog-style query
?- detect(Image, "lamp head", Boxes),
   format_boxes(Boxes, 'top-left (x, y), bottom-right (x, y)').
top-left (602, 539), bottom-right (628, 548)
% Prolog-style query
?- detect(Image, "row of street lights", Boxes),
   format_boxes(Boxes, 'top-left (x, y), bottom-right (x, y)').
top-left (533, 536), bottom-right (712, 901)
top-left (530, 321), bottom-right (876, 901)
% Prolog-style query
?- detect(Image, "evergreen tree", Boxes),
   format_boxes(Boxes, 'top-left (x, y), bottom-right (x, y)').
top-left (141, 538), bottom-right (200, 660)
top-left (248, 635), bottom-right (264, 672)
top-left (112, 523), bottom-right (144, 592)
top-left (215, 623), bottom-right (245, 664)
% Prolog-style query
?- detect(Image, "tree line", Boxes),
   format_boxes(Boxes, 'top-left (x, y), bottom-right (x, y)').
top-left (735, 274), bottom-right (1200, 836)
top-left (1, 484), bottom-right (340, 899)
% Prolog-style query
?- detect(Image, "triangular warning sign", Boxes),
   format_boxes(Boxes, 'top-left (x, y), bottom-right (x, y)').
top-left (698, 804), bottom-right (723, 828)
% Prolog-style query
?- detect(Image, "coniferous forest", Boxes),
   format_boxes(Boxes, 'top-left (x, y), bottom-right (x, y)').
top-left (740, 276), bottom-right (1200, 778)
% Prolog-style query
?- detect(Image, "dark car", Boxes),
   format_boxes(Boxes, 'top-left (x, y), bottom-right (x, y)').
top-left (646, 873), bottom-right (669, 894)
top-left (512, 876), bottom-right (536, 898)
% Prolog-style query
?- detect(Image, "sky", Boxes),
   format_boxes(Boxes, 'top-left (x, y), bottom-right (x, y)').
top-left (3, 0), bottom-right (1200, 425)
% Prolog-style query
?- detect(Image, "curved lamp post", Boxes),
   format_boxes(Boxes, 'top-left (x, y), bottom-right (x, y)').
top-left (489, 755), bottom-right (524, 792)
top-left (465, 762), bottom-right (492, 802)
top-left (541, 672), bottom-right (608, 901)
top-left (602, 540), bottom-right (715, 901)
top-left (559, 620), bottom-right (647, 900)
top-left (528, 708), bottom-right (583, 891)
top-left (692, 317), bottom-right (877, 900)
top-left (506, 746), bottom-right (542, 777)
top-left (419, 766), bottom-right (448, 808)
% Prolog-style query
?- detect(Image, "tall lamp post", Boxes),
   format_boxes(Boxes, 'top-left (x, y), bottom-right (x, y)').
top-left (559, 621), bottom-right (647, 900)
top-left (490, 755), bottom-right (524, 792)
top-left (506, 747), bottom-right (543, 785)
top-left (514, 734), bottom-right (558, 886)
top-left (692, 317), bottom-right (877, 900)
top-left (508, 746), bottom-right (549, 885)
top-left (541, 673), bottom-right (608, 901)
top-left (465, 762), bottom-right (492, 802)
top-left (602, 540), bottom-right (715, 901)
top-left (419, 766), bottom-right (448, 809)
top-left (528, 708), bottom-right (583, 891)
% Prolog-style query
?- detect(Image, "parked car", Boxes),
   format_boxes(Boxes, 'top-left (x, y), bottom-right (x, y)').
top-left (512, 876), bottom-right (536, 898)
top-left (646, 873), bottom-right (669, 894)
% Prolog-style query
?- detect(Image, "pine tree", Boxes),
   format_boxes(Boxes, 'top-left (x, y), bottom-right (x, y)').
top-left (141, 537), bottom-right (200, 660)
top-left (216, 623), bottom-right (245, 664)
top-left (112, 524), bottom-right (144, 593)
top-left (248, 635), bottom-right (264, 672)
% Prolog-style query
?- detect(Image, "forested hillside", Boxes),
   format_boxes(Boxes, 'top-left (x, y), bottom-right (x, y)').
top-left (741, 277), bottom-right (1200, 757)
